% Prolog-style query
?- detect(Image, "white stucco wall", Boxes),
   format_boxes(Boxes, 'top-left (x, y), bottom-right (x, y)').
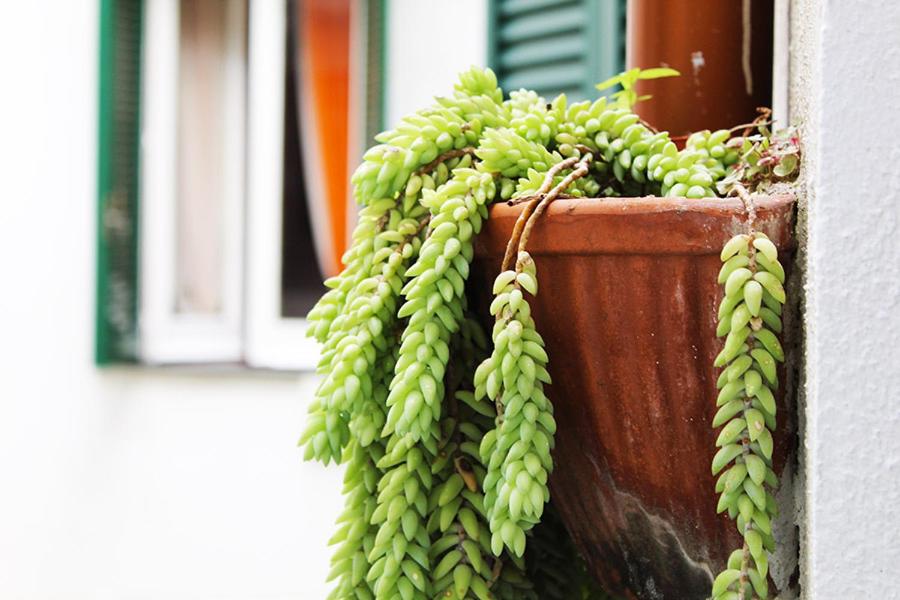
top-left (386, 0), bottom-right (487, 126)
top-left (0, 3), bottom-right (342, 598)
top-left (794, 0), bottom-right (900, 596)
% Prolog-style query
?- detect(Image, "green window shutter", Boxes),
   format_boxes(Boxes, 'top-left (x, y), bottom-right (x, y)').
top-left (488, 0), bottom-right (626, 101)
top-left (96, 0), bottom-right (143, 364)
top-left (364, 0), bottom-right (388, 144)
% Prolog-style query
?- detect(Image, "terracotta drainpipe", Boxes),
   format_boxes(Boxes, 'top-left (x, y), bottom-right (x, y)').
top-left (626, 0), bottom-right (774, 137)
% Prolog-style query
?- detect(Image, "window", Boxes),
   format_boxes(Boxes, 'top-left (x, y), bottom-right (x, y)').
top-left (487, 0), bottom-right (626, 100)
top-left (243, 0), bottom-right (325, 370)
top-left (95, 0), bottom-right (384, 369)
top-left (140, 0), bottom-right (247, 363)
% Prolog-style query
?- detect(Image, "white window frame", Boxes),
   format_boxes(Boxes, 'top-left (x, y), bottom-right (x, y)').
top-left (137, 0), bottom-right (369, 371)
top-left (244, 0), bottom-right (319, 370)
top-left (771, 0), bottom-right (791, 128)
top-left (139, 0), bottom-right (247, 364)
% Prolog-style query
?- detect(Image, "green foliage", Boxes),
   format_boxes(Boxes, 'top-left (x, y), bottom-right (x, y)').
top-left (428, 318), bottom-right (536, 600)
top-left (595, 66), bottom-right (680, 109)
top-left (475, 254), bottom-right (555, 558)
top-left (710, 128), bottom-right (798, 599)
top-left (303, 65), bottom-right (797, 600)
top-left (550, 95), bottom-right (718, 198)
top-left (710, 231), bottom-right (787, 600)
top-left (686, 128), bottom-right (741, 180)
top-left (383, 164), bottom-right (494, 445)
top-left (326, 439), bottom-right (383, 599)
top-left (718, 126), bottom-right (801, 195)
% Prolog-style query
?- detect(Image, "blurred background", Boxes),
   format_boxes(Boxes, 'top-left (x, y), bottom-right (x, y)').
top-left (2, 0), bottom-right (897, 598)
top-left (0, 1), bottom-right (641, 597)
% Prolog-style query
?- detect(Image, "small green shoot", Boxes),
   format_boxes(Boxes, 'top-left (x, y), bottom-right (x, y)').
top-left (595, 67), bottom-right (680, 109)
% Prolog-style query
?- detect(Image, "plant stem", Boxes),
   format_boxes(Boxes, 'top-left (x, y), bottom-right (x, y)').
top-left (731, 183), bottom-right (757, 234)
top-left (728, 119), bottom-right (774, 135)
top-left (736, 187), bottom-right (759, 600)
top-left (414, 147), bottom-right (476, 176)
top-left (500, 157), bottom-right (580, 272)
top-left (516, 154), bottom-right (593, 259)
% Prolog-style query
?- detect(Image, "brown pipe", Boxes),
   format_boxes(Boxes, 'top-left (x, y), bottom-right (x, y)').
top-left (626, 0), bottom-right (774, 136)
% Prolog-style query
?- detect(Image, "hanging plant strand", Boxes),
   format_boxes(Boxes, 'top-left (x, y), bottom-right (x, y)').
top-left (475, 155), bottom-right (592, 559)
top-left (710, 185), bottom-right (787, 600)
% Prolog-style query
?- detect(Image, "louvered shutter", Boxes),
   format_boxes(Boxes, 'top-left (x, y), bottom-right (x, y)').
top-left (96, 0), bottom-right (143, 364)
top-left (488, 0), bottom-right (626, 100)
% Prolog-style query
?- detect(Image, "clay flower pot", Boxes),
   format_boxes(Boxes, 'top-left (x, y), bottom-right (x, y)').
top-left (473, 195), bottom-right (796, 599)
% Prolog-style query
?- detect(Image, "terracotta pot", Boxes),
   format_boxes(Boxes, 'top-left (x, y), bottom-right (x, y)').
top-left (473, 195), bottom-right (796, 599)
top-left (626, 0), bottom-right (774, 136)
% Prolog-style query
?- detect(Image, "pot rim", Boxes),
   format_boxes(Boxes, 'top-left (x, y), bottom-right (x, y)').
top-left (477, 194), bottom-right (796, 256)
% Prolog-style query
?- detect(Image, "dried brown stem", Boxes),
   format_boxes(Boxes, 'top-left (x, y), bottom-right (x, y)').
top-left (736, 107), bottom-right (774, 138)
top-left (489, 558), bottom-right (503, 586)
top-left (507, 192), bottom-right (578, 206)
top-left (728, 119), bottom-right (774, 135)
top-left (731, 182), bottom-right (757, 234)
top-left (414, 147), bottom-right (476, 176)
top-left (414, 214), bottom-right (432, 235)
top-left (638, 116), bottom-right (659, 134)
top-left (516, 154), bottom-right (593, 259)
top-left (500, 156), bottom-right (581, 272)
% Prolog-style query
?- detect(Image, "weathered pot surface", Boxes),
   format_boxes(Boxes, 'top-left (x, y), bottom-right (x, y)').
top-left (473, 195), bottom-right (796, 599)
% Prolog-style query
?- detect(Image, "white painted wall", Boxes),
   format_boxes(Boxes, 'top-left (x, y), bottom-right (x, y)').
top-left (385, 0), bottom-right (487, 126)
top-left (0, 3), bottom-right (342, 598)
top-left (0, 2), bottom-right (489, 598)
top-left (794, 0), bottom-right (900, 597)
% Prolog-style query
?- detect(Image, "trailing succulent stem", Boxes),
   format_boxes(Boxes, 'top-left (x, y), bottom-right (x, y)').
top-left (475, 152), bottom-right (591, 559)
top-left (475, 251), bottom-right (553, 558)
top-left (429, 317), bottom-right (535, 600)
top-left (302, 65), bottom-right (798, 599)
top-left (710, 190), bottom-right (787, 600)
top-left (384, 164), bottom-right (496, 444)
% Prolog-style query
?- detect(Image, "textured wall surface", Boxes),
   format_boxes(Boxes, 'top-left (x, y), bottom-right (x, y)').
top-left (796, 0), bottom-right (900, 596)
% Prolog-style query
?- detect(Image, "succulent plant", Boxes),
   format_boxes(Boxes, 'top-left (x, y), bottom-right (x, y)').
top-left (302, 66), bottom-right (799, 599)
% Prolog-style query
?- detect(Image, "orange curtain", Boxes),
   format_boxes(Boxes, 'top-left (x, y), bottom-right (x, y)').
top-left (297, 0), bottom-right (351, 277)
